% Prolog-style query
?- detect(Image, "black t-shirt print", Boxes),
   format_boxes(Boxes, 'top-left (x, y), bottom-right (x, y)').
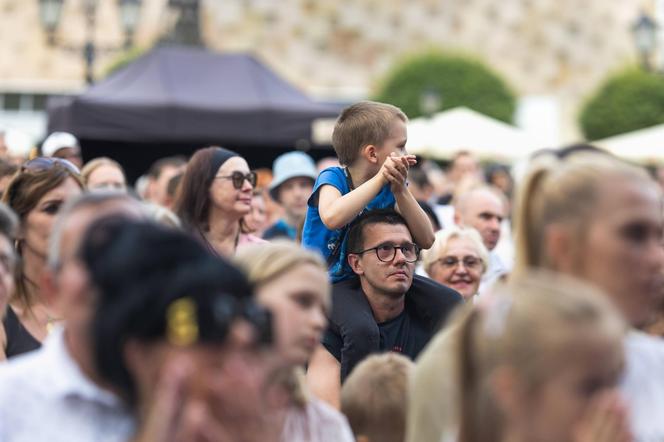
top-left (377, 308), bottom-right (429, 357)
top-left (321, 307), bottom-right (430, 363)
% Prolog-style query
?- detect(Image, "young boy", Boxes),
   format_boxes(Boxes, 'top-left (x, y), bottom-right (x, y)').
top-left (302, 101), bottom-right (434, 281)
top-left (340, 353), bottom-right (414, 442)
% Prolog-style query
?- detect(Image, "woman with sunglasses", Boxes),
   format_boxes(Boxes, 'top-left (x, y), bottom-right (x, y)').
top-left (175, 146), bottom-right (265, 257)
top-left (421, 226), bottom-right (489, 301)
top-left (1, 157), bottom-right (83, 359)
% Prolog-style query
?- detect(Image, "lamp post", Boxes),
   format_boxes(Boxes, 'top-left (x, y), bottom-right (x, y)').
top-left (38, 0), bottom-right (142, 85)
top-left (419, 87), bottom-right (442, 118)
top-left (632, 11), bottom-right (658, 71)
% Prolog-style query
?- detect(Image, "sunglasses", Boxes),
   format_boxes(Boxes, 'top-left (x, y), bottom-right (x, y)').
top-left (166, 295), bottom-right (272, 347)
top-left (21, 157), bottom-right (81, 175)
top-left (215, 171), bottom-right (257, 189)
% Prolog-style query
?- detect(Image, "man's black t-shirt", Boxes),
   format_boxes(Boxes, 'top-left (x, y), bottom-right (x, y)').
top-left (322, 306), bottom-right (430, 362)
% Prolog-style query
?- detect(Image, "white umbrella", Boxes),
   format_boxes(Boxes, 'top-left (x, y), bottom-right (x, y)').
top-left (594, 124), bottom-right (664, 163)
top-left (407, 107), bottom-right (548, 161)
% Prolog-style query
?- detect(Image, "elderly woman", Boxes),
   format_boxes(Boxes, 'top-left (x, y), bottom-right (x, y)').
top-left (421, 226), bottom-right (489, 301)
top-left (175, 146), bottom-right (265, 257)
top-left (1, 158), bottom-right (83, 358)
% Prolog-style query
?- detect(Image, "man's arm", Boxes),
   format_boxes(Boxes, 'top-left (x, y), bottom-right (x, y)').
top-left (306, 345), bottom-right (342, 409)
top-left (317, 174), bottom-right (386, 231)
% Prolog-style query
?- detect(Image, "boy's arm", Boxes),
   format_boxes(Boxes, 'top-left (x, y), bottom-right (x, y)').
top-left (318, 174), bottom-right (386, 230)
top-left (394, 188), bottom-right (435, 249)
top-left (385, 156), bottom-right (435, 249)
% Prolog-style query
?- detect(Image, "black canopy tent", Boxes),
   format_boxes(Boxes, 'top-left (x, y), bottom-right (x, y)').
top-left (48, 46), bottom-right (341, 180)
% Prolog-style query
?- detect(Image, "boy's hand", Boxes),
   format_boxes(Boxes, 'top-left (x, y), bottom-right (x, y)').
top-left (381, 153), bottom-right (416, 193)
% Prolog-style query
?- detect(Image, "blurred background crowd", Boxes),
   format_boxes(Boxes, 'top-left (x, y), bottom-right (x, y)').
top-left (2, 1), bottom-right (664, 442)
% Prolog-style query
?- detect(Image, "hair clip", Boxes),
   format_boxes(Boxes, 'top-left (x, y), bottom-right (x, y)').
top-left (166, 297), bottom-right (199, 346)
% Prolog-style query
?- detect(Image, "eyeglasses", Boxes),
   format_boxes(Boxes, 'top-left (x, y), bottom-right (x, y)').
top-left (436, 256), bottom-right (482, 271)
top-left (21, 157), bottom-right (81, 175)
top-left (353, 242), bottom-right (420, 263)
top-left (215, 171), bottom-right (257, 189)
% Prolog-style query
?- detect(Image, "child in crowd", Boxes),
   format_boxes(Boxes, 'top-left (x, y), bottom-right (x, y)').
top-left (341, 353), bottom-right (413, 442)
top-left (302, 101), bottom-right (434, 282)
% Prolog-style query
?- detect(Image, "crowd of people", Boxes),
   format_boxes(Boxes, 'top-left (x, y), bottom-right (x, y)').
top-left (0, 100), bottom-right (662, 442)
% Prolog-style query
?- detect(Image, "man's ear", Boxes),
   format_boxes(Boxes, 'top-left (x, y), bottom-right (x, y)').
top-left (362, 144), bottom-right (379, 165)
top-left (348, 253), bottom-right (365, 276)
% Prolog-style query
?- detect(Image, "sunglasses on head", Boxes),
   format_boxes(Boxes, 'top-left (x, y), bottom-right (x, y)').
top-left (21, 157), bottom-right (81, 175)
top-left (215, 171), bottom-right (257, 189)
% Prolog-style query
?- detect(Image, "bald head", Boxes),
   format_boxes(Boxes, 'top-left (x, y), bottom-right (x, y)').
top-left (454, 187), bottom-right (505, 250)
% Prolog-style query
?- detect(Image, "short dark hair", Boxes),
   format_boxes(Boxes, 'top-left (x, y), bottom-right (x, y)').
top-left (0, 202), bottom-right (17, 240)
top-left (346, 209), bottom-right (408, 254)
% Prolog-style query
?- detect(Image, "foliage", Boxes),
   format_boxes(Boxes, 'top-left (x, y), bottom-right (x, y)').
top-left (580, 68), bottom-right (664, 140)
top-left (373, 50), bottom-right (516, 122)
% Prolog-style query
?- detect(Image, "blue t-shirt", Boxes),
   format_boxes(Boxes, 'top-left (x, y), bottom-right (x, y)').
top-left (302, 166), bottom-right (396, 282)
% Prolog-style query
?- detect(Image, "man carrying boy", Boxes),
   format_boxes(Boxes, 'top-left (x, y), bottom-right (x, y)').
top-left (263, 151), bottom-right (317, 240)
top-left (302, 101), bottom-right (435, 282)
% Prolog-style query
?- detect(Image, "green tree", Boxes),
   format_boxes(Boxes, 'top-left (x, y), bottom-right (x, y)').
top-left (580, 68), bottom-right (664, 140)
top-left (373, 51), bottom-right (516, 122)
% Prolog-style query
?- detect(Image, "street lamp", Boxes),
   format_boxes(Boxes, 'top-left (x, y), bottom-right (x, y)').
top-left (38, 0), bottom-right (143, 85)
top-left (632, 11), bottom-right (658, 71)
top-left (419, 87), bottom-right (442, 118)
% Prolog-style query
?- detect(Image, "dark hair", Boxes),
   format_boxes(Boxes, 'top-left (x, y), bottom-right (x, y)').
top-left (166, 172), bottom-right (183, 199)
top-left (417, 200), bottom-right (441, 231)
top-left (0, 159), bottom-right (17, 181)
top-left (0, 203), bottom-right (17, 240)
top-left (408, 167), bottom-right (431, 190)
top-left (174, 146), bottom-right (239, 233)
top-left (347, 209), bottom-right (408, 254)
top-left (85, 218), bottom-right (268, 407)
top-left (147, 156), bottom-right (186, 179)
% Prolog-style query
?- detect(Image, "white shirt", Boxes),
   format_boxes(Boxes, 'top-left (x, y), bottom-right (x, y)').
top-left (282, 397), bottom-right (355, 442)
top-left (621, 331), bottom-right (664, 442)
top-left (479, 251), bottom-right (509, 295)
top-left (0, 328), bottom-right (135, 442)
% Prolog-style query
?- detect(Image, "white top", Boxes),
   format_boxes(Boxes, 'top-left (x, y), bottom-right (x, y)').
top-left (0, 328), bottom-right (135, 442)
top-left (479, 251), bottom-right (509, 295)
top-left (620, 331), bottom-right (664, 442)
top-left (281, 397), bottom-right (355, 442)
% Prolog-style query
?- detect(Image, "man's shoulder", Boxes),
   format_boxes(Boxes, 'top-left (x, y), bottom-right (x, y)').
top-left (406, 275), bottom-right (463, 328)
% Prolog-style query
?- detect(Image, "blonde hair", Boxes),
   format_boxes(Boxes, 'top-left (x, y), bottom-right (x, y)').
top-left (341, 353), bottom-right (414, 442)
top-left (234, 242), bottom-right (329, 407)
top-left (80, 157), bottom-right (125, 185)
top-left (332, 101), bottom-right (407, 166)
top-left (421, 226), bottom-right (489, 277)
top-left (451, 271), bottom-right (625, 442)
top-left (512, 151), bottom-right (653, 275)
top-left (235, 241), bottom-right (327, 293)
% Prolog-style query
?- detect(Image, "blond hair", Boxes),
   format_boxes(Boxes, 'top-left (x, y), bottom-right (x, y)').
top-left (341, 353), bottom-right (414, 442)
top-left (512, 151), bottom-right (653, 275)
top-left (332, 101), bottom-right (407, 166)
top-left (421, 226), bottom-right (489, 277)
top-left (80, 157), bottom-right (125, 185)
top-left (234, 241), bottom-right (329, 407)
top-left (452, 271), bottom-right (624, 442)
